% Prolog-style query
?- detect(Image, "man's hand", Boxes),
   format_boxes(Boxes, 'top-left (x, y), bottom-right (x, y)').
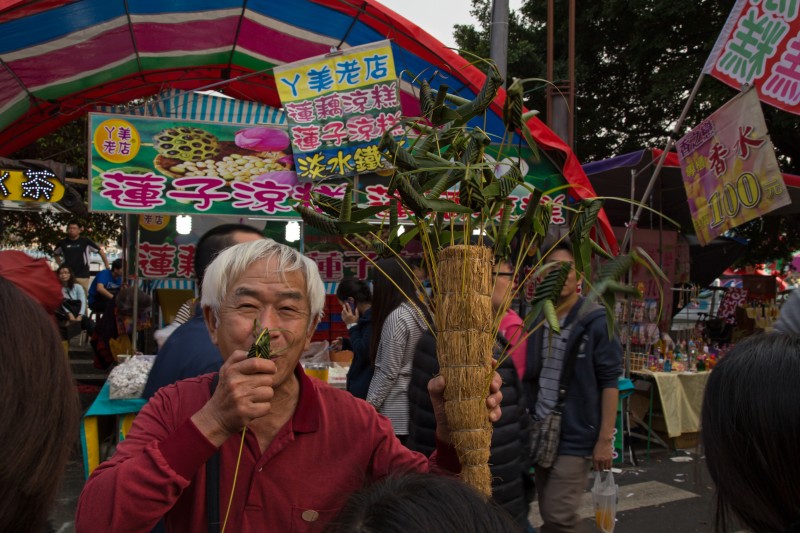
top-left (592, 435), bottom-right (614, 471)
top-left (191, 350), bottom-right (276, 447)
top-left (340, 303), bottom-right (358, 325)
top-left (330, 337), bottom-right (343, 351)
top-left (428, 370), bottom-right (503, 444)
top-left (594, 387), bottom-right (618, 471)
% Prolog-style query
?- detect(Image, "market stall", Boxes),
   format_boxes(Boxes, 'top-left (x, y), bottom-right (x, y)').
top-left (628, 370), bottom-right (710, 451)
top-left (80, 380), bottom-right (146, 478)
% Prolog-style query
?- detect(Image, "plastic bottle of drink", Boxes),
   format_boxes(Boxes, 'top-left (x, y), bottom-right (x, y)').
top-left (663, 357), bottom-right (672, 372)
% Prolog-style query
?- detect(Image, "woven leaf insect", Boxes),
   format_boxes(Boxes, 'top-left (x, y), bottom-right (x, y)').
top-left (247, 319), bottom-right (272, 359)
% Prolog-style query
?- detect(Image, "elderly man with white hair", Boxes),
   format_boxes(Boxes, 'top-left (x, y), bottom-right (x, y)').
top-left (76, 239), bottom-right (503, 533)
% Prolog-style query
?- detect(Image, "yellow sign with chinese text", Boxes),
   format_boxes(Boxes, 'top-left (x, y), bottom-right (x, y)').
top-left (0, 168), bottom-right (65, 203)
top-left (138, 214), bottom-right (171, 231)
top-left (93, 118), bottom-right (141, 163)
top-left (275, 41), bottom-right (396, 103)
top-left (274, 40), bottom-right (401, 180)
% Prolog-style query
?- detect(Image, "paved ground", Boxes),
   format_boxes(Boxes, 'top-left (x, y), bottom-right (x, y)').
top-left (53, 339), bottom-right (724, 532)
top-left (534, 448), bottom-right (719, 533)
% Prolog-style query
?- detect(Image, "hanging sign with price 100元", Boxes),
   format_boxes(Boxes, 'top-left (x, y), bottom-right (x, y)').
top-left (676, 87), bottom-right (790, 246)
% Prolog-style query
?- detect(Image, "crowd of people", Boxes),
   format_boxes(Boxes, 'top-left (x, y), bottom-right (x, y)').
top-left (3, 220), bottom-right (800, 533)
top-left (72, 232), bottom-right (615, 532)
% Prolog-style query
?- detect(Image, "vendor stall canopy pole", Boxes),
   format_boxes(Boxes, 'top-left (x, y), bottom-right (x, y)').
top-left (620, 73), bottom-right (707, 253)
top-left (624, 168), bottom-right (636, 377)
top-left (131, 219), bottom-right (140, 355)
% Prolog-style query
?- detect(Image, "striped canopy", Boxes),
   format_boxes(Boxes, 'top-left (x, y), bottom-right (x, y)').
top-left (0, 0), bottom-right (616, 250)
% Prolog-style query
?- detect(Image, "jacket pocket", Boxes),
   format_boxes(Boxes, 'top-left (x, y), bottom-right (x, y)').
top-left (561, 395), bottom-right (597, 449)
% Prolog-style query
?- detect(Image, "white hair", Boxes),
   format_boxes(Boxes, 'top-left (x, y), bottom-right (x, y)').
top-left (201, 238), bottom-right (325, 324)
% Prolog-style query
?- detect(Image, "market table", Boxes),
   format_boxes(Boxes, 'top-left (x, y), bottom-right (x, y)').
top-left (631, 370), bottom-right (710, 448)
top-left (80, 381), bottom-right (147, 479)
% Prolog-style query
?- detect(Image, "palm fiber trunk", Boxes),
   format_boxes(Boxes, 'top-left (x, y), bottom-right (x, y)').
top-left (435, 244), bottom-right (494, 497)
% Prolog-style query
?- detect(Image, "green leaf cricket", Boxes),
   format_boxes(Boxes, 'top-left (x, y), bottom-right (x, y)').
top-left (246, 319), bottom-right (272, 359)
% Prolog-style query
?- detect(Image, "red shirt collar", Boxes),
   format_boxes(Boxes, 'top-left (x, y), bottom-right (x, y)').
top-left (292, 364), bottom-right (320, 433)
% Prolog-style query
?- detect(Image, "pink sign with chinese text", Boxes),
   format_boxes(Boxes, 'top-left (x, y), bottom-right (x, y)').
top-left (676, 88), bottom-right (789, 245)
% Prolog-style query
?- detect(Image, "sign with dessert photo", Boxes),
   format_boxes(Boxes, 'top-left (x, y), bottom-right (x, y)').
top-left (88, 113), bottom-right (312, 217)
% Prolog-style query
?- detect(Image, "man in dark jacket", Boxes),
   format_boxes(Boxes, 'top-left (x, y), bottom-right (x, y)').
top-left (143, 223), bottom-right (262, 400)
top-left (523, 239), bottom-right (622, 533)
top-left (408, 330), bottom-right (535, 530)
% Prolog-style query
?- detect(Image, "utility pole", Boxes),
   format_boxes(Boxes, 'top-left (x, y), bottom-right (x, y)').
top-left (546, 0), bottom-right (576, 148)
top-left (489, 0), bottom-right (509, 82)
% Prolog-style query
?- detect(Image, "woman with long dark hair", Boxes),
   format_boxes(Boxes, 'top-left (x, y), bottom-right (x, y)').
top-left (56, 263), bottom-right (95, 337)
top-left (366, 257), bottom-right (430, 443)
top-left (0, 276), bottom-right (80, 532)
top-left (702, 333), bottom-right (800, 533)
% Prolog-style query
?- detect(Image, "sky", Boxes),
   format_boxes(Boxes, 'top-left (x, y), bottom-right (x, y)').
top-left (377, 0), bottom-right (523, 48)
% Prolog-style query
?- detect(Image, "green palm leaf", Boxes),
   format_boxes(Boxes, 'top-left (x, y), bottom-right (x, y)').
top-left (569, 199), bottom-right (605, 282)
top-left (525, 261), bottom-right (572, 333)
top-left (312, 192), bottom-right (343, 217)
top-left (379, 133), bottom-right (418, 173)
top-left (420, 79), bottom-right (434, 121)
top-left (338, 182), bottom-right (353, 222)
top-left (395, 175), bottom-right (431, 218)
top-left (453, 67), bottom-right (504, 125)
top-left (503, 78), bottom-right (524, 132)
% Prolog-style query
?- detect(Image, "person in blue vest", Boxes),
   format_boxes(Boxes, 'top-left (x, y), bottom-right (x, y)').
top-left (143, 223), bottom-right (263, 400)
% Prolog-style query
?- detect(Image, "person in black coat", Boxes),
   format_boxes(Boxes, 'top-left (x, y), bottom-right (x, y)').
top-left (407, 330), bottom-right (535, 530)
top-left (332, 278), bottom-right (374, 400)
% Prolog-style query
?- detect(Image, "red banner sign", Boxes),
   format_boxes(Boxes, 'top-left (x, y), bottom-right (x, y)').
top-left (705, 0), bottom-right (800, 115)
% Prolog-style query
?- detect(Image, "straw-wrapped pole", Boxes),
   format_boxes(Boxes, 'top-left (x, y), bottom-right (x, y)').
top-left (435, 244), bottom-right (494, 497)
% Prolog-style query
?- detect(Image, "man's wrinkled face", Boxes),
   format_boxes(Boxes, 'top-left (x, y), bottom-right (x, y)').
top-left (67, 224), bottom-right (80, 239)
top-left (205, 258), bottom-right (317, 389)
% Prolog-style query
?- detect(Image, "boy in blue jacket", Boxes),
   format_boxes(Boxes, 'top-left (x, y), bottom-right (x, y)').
top-left (523, 239), bottom-right (622, 533)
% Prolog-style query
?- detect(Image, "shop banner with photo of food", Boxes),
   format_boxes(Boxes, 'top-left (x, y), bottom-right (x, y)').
top-left (274, 40), bottom-right (402, 181)
top-left (676, 88), bottom-right (790, 245)
top-left (88, 113), bottom-right (312, 217)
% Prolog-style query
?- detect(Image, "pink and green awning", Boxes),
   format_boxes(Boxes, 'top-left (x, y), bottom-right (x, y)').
top-left (0, 0), bottom-right (617, 250)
